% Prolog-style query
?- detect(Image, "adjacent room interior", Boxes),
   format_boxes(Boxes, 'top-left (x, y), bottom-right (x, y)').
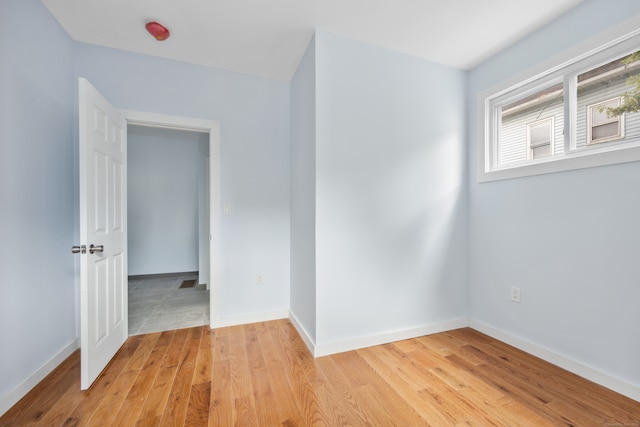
top-left (127, 125), bottom-right (210, 335)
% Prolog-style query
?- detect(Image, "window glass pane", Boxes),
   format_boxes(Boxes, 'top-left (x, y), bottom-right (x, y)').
top-left (591, 99), bottom-right (620, 125)
top-left (577, 50), bottom-right (640, 148)
top-left (532, 144), bottom-right (551, 159)
top-left (593, 122), bottom-right (620, 140)
top-left (530, 121), bottom-right (551, 146)
top-left (499, 83), bottom-right (563, 165)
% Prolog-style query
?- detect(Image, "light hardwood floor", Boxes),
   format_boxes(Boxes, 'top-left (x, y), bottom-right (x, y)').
top-left (1, 320), bottom-right (638, 426)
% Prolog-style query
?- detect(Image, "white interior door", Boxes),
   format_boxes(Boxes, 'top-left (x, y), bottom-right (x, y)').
top-left (78, 78), bottom-right (128, 389)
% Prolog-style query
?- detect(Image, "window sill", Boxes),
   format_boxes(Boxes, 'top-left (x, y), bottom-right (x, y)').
top-left (477, 142), bottom-right (640, 182)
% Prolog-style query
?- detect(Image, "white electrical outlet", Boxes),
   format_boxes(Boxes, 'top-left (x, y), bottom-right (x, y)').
top-left (256, 274), bottom-right (264, 285)
top-left (511, 286), bottom-right (521, 303)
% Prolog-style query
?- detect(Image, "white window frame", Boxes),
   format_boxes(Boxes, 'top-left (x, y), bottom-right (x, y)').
top-left (587, 97), bottom-right (625, 145)
top-left (527, 117), bottom-right (554, 160)
top-left (478, 18), bottom-right (640, 183)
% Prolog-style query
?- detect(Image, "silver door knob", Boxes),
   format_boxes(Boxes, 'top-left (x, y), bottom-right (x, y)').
top-left (89, 244), bottom-right (104, 254)
top-left (71, 245), bottom-right (86, 254)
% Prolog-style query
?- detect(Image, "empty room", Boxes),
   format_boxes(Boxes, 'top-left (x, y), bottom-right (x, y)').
top-left (1, 0), bottom-right (639, 425)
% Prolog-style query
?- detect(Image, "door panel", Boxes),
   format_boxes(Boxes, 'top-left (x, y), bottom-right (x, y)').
top-left (79, 78), bottom-right (128, 389)
top-left (94, 258), bottom-right (109, 344)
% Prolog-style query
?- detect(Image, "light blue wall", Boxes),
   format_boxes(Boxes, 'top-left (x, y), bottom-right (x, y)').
top-left (315, 32), bottom-right (468, 346)
top-left (128, 125), bottom-right (208, 276)
top-left (73, 43), bottom-right (291, 318)
top-left (290, 36), bottom-right (317, 341)
top-left (468, 0), bottom-right (640, 388)
top-left (0, 0), bottom-right (75, 403)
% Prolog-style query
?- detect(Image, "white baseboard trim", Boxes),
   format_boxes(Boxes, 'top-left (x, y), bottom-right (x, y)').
top-left (314, 318), bottom-right (469, 357)
top-left (469, 319), bottom-right (640, 403)
top-left (0, 338), bottom-right (78, 417)
top-left (211, 310), bottom-right (289, 328)
top-left (288, 311), bottom-right (316, 355)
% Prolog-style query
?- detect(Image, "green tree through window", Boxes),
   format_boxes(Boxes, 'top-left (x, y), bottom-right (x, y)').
top-left (605, 51), bottom-right (640, 116)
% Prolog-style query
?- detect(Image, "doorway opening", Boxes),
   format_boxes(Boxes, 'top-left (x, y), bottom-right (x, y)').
top-left (127, 125), bottom-right (209, 335)
top-left (124, 110), bottom-right (221, 333)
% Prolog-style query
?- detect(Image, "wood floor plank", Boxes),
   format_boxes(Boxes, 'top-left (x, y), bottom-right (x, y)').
top-left (209, 384), bottom-right (234, 427)
top-left (321, 354), bottom-right (427, 426)
top-left (278, 337), bottom-right (355, 427)
top-left (247, 367), bottom-right (282, 426)
top-left (343, 348), bottom-right (438, 426)
top-left (408, 346), bottom-right (516, 426)
top-left (470, 343), bottom-right (617, 425)
top-left (374, 343), bottom-right (447, 392)
top-left (162, 328), bottom-right (191, 369)
top-left (59, 335), bottom-right (144, 427)
top-left (314, 356), bottom-right (379, 426)
top-left (158, 327), bottom-right (202, 427)
top-left (476, 334), bottom-right (640, 419)
top-left (208, 329), bottom-right (234, 426)
top-left (357, 383), bottom-right (431, 426)
top-left (255, 320), bottom-right (305, 426)
top-left (1, 350), bottom-right (80, 426)
top-left (136, 329), bottom-right (190, 425)
top-left (227, 325), bottom-right (254, 399)
top-left (19, 361), bottom-right (79, 426)
top-left (244, 322), bottom-right (266, 370)
top-left (123, 332), bottom-right (163, 372)
top-left (2, 324), bottom-right (639, 427)
top-left (31, 365), bottom-right (83, 427)
top-left (543, 399), bottom-right (609, 426)
top-left (110, 330), bottom-right (174, 426)
top-left (276, 321), bottom-right (333, 423)
top-left (455, 344), bottom-right (560, 404)
top-left (84, 333), bottom-right (161, 426)
top-left (192, 328), bottom-right (214, 386)
top-left (244, 324), bottom-right (300, 426)
top-left (444, 351), bottom-right (571, 425)
top-left (211, 332), bottom-right (229, 391)
top-left (268, 322), bottom-right (333, 425)
top-left (234, 395), bottom-right (259, 426)
top-left (184, 381), bottom-right (211, 426)
top-left (417, 386), bottom-right (490, 426)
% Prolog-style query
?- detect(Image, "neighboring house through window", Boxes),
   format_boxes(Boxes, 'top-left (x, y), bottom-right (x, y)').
top-left (528, 117), bottom-right (554, 159)
top-left (587, 97), bottom-right (624, 144)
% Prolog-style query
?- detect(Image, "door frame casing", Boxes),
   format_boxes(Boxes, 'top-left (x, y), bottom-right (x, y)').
top-left (123, 110), bottom-right (222, 328)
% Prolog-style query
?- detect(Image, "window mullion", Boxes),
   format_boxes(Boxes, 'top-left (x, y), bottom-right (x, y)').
top-left (492, 103), bottom-right (501, 169)
top-left (564, 74), bottom-right (576, 153)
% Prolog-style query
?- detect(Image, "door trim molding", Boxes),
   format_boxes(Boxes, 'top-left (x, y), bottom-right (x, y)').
top-left (122, 110), bottom-right (222, 328)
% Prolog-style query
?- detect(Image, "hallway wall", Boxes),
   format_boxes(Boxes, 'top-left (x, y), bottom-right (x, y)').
top-left (127, 125), bottom-right (209, 276)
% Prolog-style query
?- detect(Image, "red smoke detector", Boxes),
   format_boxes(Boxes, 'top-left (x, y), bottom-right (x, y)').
top-left (145, 21), bottom-right (170, 41)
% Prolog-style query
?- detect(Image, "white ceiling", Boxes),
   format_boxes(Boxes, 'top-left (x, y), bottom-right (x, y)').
top-left (41, 0), bottom-right (585, 82)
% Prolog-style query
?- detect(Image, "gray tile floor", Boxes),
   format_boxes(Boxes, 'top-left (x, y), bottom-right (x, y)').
top-left (128, 273), bottom-right (210, 335)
